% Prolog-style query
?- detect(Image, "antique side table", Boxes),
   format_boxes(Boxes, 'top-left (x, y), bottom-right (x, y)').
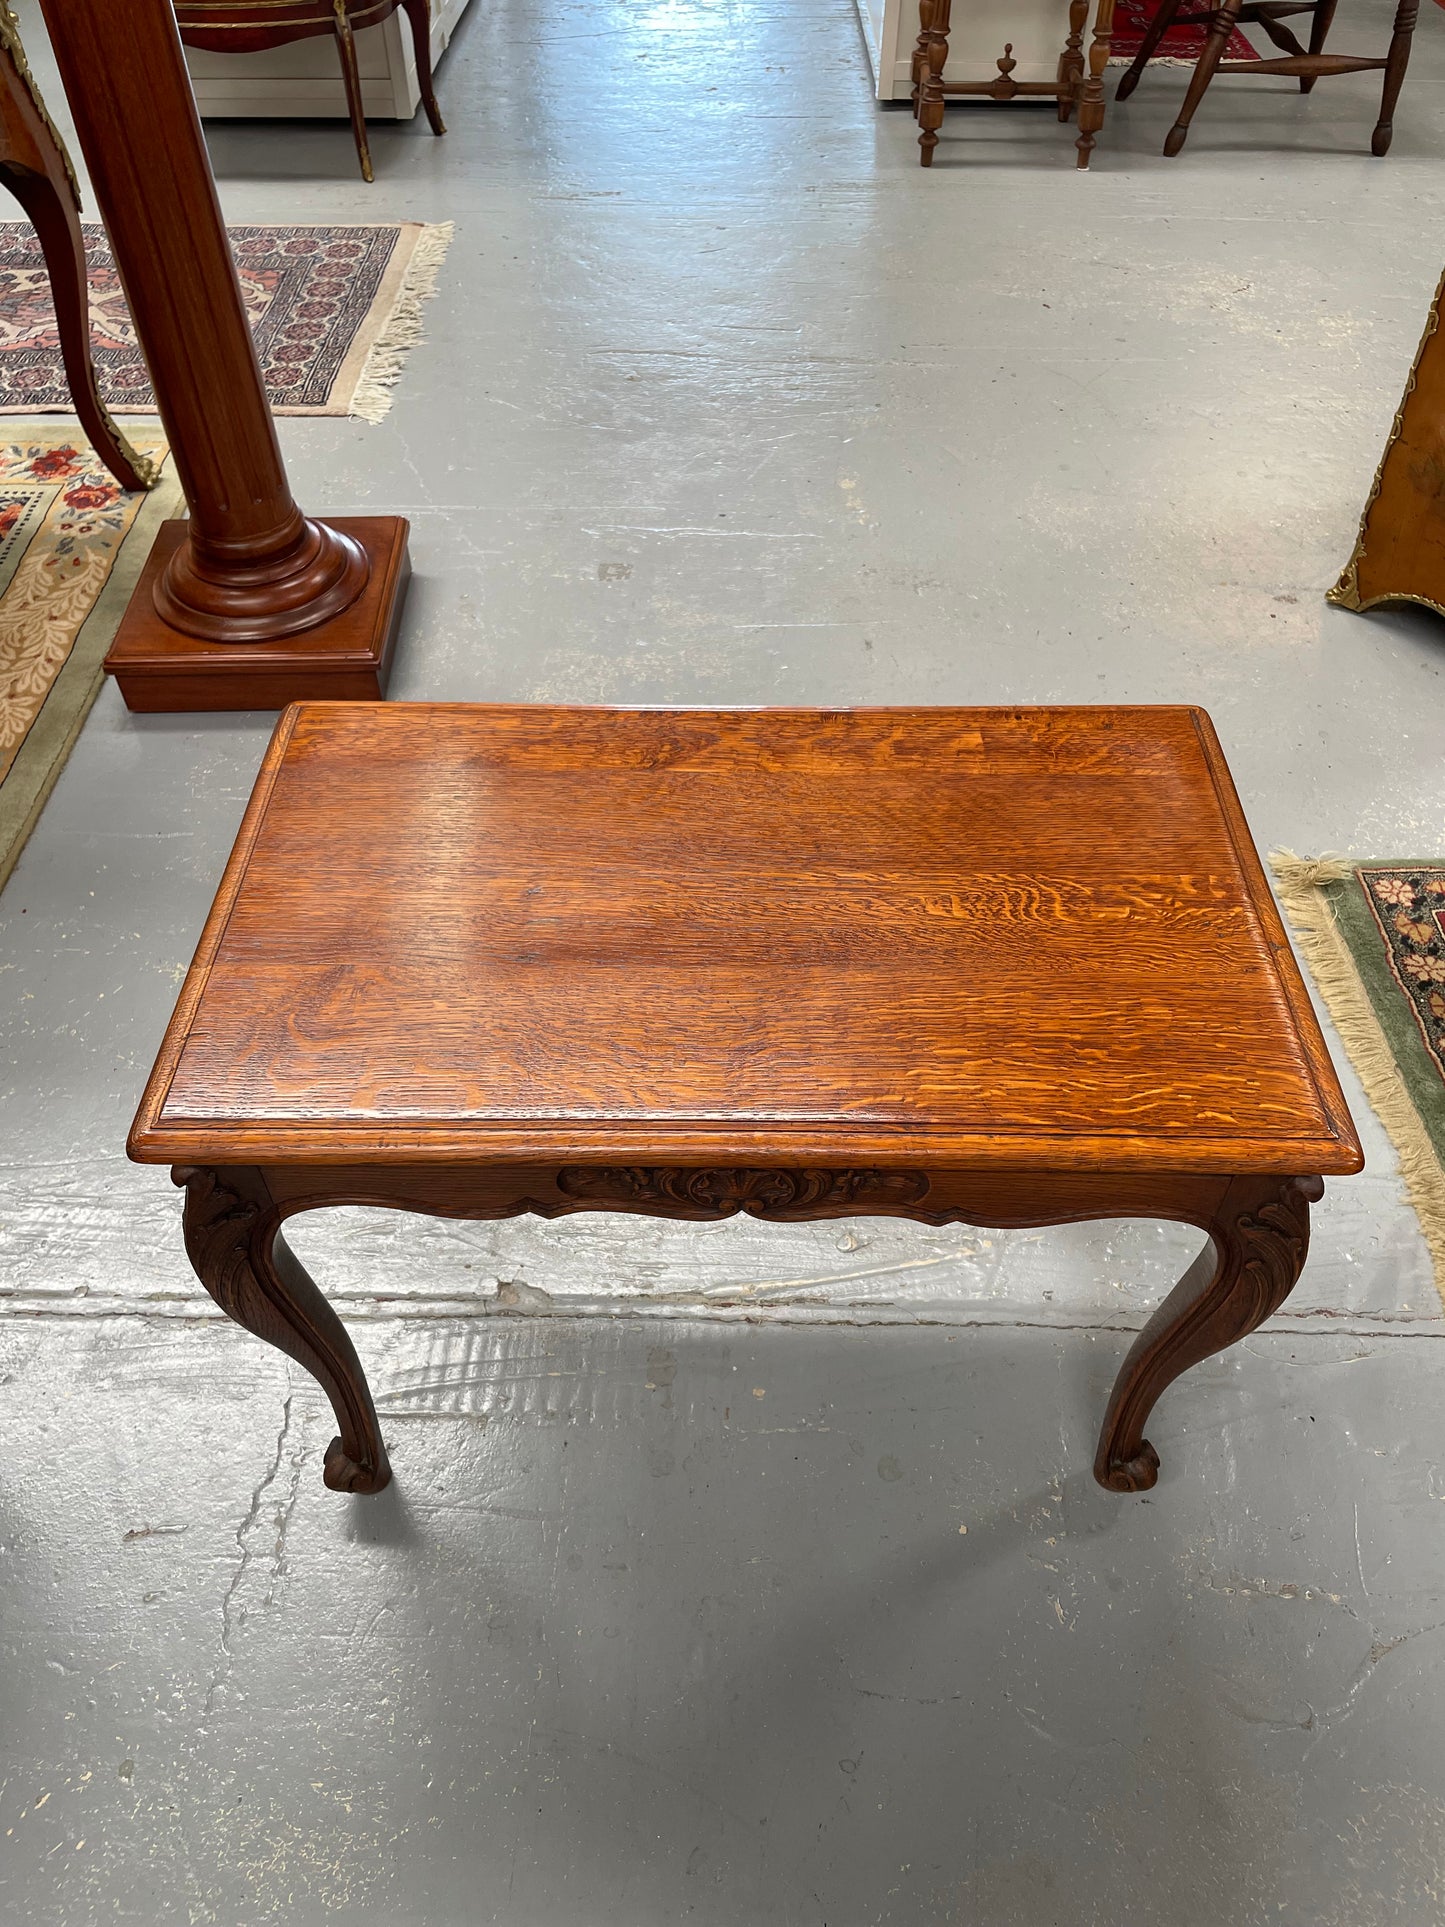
top-left (128, 703), bottom-right (1362, 1497)
top-left (911, 0), bottom-right (1118, 167)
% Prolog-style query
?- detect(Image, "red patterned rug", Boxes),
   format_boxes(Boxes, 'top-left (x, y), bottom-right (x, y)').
top-left (0, 220), bottom-right (450, 424)
top-left (1110, 0), bottom-right (1260, 62)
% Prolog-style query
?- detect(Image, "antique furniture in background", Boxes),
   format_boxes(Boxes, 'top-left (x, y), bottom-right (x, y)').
top-left (1115, 0), bottom-right (1419, 155)
top-left (127, 703), bottom-right (1362, 1499)
top-left (181, 0), bottom-right (468, 126)
top-left (174, 0), bottom-right (445, 183)
top-left (912, 0), bottom-right (1118, 166)
top-left (0, 4), bottom-right (154, 491)
top-left (1330, 267), bottom-right (1445, 620)
top-left (37, 0), bottom-right (410, 712)
top-left (858, 0), bottom-right (1082, 106)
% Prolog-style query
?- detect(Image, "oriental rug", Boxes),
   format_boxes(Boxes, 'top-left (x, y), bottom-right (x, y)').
top-left (0, 426), bottom-right (180, 895)
top-left (0, 220), bottom-right (451, 425)
top-left (1272, 853), bottom-right (1445, 1305)
top-left (1110, 0), bottom-right (1259, 64)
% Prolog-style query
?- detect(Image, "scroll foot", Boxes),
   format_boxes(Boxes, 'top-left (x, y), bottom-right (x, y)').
top-left (324, 1436), bottom-right (391, 1494)
top-left (1098, 1440), bottom-right (1161, 1494)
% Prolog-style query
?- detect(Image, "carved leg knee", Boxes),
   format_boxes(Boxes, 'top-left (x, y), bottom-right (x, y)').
top-left (1094, 1175), bottom-right (1323, 1492)
top-left (176, 1166), bottom-right (391, 1494)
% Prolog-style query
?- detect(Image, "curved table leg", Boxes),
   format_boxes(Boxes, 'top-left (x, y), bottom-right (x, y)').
top-left (175, 1165), bottom-right (391, 1494)
top-left (332, 3), bottom-right (375, 183)
top-left (1, 173), bottom-right (155, 493)
top-left (400, 0), bottom-right (447, 135)
top-left (1094, 1173), bottom-right (1323, 1492)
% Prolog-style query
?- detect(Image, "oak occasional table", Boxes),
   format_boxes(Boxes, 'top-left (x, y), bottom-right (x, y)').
top-left (129, 703), bottom-right (1362, 1498)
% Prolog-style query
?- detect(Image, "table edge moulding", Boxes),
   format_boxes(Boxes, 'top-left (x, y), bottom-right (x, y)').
top-left (127, 703), bottom-right (1363, 1503)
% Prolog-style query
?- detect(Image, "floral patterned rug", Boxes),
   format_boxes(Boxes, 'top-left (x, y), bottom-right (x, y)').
top-left (1272, 854), bottom-right (1445, 1307)
top-left (1110, 0), bottom-right (1259, 64)
top-left (0, 427), bottom-right (181, 895)
top-left (0, 221), bottom-right (451, 425)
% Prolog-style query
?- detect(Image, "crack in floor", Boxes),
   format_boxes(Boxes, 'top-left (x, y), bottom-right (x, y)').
top-left (203, 1388), bottom-right (296, 1720)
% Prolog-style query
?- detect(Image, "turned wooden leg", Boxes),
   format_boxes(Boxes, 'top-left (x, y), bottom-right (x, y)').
top-left (916, 0), bottom-right (952, 164)
top-left (1114, 0), bottom-right (1183, 99)
top-left (1372, 0), bottom-right (1418, 154)
top-left (332, 1), bottom-right (375, 183)
top-left (1074, 0), bottom-right (1118, 166)
top-left (1299, 0), bottom-right (1338, 89)
top-left (0, 169), bottom-right (155, 494)
top-left (1162, 0), bottom-right (1239, 154)
top-left (1094, 1174), bottom-right (1323, 1492)
top-left (400, 0), bottom-right (447, 135)
top-left (912, 0), bottom-right (933, 108)
top-left (175, 1166), bottom-right (391, 1494)
top-left (1058, 0), bottom-right (1088, 119)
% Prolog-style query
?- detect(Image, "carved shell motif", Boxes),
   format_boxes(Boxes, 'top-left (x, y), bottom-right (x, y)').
top-left (173, 1165), bottom-right (262, 1322)
top-left (1231, 1175), bottom-right (1321, 1334)
top-left (555, 1166), bottom-right (930, 1217)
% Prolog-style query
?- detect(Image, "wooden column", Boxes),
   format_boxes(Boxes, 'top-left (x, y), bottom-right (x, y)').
top-left (38, 0), bottom-right (409, 712)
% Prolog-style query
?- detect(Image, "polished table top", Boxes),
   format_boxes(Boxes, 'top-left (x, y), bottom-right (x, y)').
top-left (129, 702), bottom-right (1362, 1177)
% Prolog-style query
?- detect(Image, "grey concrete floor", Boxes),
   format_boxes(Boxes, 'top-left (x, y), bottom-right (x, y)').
top-left (4, 0), bottom-right (1445, 1918)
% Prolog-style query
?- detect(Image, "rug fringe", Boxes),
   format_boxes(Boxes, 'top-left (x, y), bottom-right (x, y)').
top-left (1270, 849), bottom-right (1445, 1308)
top-left (350, 221), bottom-right (453, 426)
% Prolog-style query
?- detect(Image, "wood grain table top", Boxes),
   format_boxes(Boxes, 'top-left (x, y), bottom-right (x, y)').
top-left (129, 703), bottom-right (1363, 1175)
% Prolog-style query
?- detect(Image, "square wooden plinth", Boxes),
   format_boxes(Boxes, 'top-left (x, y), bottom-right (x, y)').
top-left (103, 516), bottom-right (410, 713)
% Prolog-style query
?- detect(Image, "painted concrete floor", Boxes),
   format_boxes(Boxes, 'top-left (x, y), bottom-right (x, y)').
top-left (4, 0), bottom-right (1445, 1918)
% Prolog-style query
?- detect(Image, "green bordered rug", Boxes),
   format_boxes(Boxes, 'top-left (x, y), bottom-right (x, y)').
top-left (1272, 852), bottom-right (1445, 1303)
top-left (0, 425), bottom-right (182, 896)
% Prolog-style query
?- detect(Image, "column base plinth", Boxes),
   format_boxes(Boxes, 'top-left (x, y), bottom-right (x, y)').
top-left (104, 515), bottom-right (409, 713)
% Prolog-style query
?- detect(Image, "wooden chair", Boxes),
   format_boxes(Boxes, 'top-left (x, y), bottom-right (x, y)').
top-left (173, 0), bottom-right (446, 184)
top-left (1114, 0), bottom-right (1420, 156)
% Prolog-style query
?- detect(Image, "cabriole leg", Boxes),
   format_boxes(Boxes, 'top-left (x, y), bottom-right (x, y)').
top-left (332, 3), bottom-right (375, 182)
top-left (0, 169), bottom-right (154, 492)
top-left (175, 1165), bottom-right (391, 1494)
top-left (400, 0), bottom-right (447, 135)
top-left (1094, 1174), bottom-right (1323, 1492)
